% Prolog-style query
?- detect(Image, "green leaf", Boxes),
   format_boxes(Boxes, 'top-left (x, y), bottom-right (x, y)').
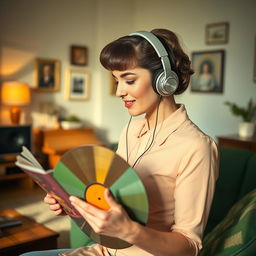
top-left (224, 99), bottom-right (256, 122)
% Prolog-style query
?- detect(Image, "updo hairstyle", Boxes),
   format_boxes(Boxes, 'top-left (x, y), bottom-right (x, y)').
top-left (100, 28), bottom-right (194, 95)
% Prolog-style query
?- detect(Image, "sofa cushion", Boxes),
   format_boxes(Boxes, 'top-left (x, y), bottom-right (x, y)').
top-left (239, 154), bottom-right (256, 199)
top-left (204, 147), bottom-right (253, 235)
top-left (200, 189), bottom-right (256, 256)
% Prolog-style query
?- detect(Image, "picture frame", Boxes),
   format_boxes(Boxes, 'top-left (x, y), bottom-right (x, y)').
top-left (206, 22), bottom-right (229, 45)
top-left (109, 72), bottom-right (117, 95)
top-left (191, 50), bottom-right (225, 93)
top-left (70, 45), bottom-right (88, 66)
top-left (34, 58), bottom-right (60, 92)
top-left (65, 69), bottom-right (90, 101)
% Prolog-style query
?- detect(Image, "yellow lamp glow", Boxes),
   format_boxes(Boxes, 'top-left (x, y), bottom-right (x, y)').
top-left (1, 81), bottom-right (31, 125)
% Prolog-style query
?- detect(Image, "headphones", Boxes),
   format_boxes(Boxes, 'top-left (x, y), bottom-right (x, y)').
top-left (130, 31), bottom-right (179, 96)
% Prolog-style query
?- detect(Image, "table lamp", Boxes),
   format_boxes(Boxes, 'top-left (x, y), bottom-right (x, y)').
top-left (1, 81), bottom-right (31, 125)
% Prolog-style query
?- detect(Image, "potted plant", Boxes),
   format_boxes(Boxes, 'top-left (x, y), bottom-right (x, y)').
top-left (225, 98), bottom-right (256, 138)
top-left (60, 114), bottom-right (83, 129)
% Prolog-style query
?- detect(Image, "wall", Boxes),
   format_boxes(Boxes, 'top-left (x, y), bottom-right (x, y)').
top-left (0, 0), bottom-right (99, 127)
top-left (0, 0), bottom-right (135, 144)
top-left (133, 0), bottom-right (256, 139)
top-left (1, 0), bottom-right (256, 144)
top-left (94, 0), bottom-right (135, 142)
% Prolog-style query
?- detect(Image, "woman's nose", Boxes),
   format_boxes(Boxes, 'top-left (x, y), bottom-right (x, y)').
top-left (116, 83), bottom-right (127, 97)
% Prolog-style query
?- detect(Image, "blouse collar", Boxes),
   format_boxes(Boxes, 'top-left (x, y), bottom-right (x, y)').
top-left (134, 104), bottom-right (188, 145)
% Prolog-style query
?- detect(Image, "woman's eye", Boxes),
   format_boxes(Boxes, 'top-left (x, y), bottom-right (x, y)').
top-left (126, 80), bottom-right (135, 85)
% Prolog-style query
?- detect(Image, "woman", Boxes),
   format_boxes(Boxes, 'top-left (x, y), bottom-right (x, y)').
top-left (22, 29), bottom-right (219, 256)
top-left (198, 62), bottom-right (217, 91)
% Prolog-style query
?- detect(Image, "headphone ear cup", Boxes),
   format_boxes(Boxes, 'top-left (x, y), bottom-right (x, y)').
top-left (154, 70), bottom-right (179, 96)
top-left (152, 69), bottom-right (164, 95)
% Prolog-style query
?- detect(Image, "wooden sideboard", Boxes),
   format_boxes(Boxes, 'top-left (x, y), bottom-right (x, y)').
top-left (33, 127), bottom-right (104, 169)
top-left (217, 134), bottom-right (256, 153)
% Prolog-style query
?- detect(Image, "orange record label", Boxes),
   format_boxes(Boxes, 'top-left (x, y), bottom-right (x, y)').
top-left (85, 183), bottom-right (110, 210)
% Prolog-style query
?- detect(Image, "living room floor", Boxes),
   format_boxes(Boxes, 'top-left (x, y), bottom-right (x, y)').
top-left (0, 180), bottom-right (70, 249)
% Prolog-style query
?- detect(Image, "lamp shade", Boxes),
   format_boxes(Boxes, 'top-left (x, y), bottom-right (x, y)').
top-left (1, 81), bottom-right (30, 106)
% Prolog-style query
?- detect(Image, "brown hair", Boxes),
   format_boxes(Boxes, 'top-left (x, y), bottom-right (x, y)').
top-left (100, 28), bottom-right (194, 95)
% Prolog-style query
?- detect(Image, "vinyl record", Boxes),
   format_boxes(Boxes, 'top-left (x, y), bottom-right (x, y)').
top-left (53, 145), bottom-right (149, 249)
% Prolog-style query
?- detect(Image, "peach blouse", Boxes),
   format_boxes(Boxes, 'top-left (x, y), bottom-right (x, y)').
top-left (108, 104), bottom-right (219, 255)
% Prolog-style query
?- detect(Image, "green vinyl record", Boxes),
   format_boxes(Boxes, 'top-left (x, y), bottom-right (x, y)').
top-left (53, 145), bottom-right (148, 249)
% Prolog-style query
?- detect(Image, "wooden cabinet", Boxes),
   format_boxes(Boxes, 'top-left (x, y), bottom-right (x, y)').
top-left (217, 134), bottom-right (256, 153)
top-left (0, 160), bottom-right (34, 188)
top-left (34, 127), bottom-right (104, 169)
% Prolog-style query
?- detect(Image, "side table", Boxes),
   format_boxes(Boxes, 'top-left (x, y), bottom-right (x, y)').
top-left (0, 209), bottom-right (59, 256)
top-left (217, 134), bottom-right (256, 153)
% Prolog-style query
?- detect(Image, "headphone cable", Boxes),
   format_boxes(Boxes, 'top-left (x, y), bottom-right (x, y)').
top-left (126, 115), bottom-right (133, 163)
top-left (125, 96), bottom-right (162, 168)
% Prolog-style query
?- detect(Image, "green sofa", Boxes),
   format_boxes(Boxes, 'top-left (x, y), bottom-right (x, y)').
top-left (200, 147), bottom-right (256, 255)
top-left (69, 147), bottom-right (256, 255)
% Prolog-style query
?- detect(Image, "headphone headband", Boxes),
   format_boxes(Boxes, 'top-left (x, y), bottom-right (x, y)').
top-left (129, 31), bottom-right (178, 96)
top-left (130, 31), bottom-right (168, 57)
top-left (130, 31), bottom-right (172, 80)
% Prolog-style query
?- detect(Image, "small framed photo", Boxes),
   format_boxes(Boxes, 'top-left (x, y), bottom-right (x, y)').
top-left (191, 50), bottom-right (225, 93)
top-left (65, 69), bottom-right (90, 100)
top-left (206, 22), bottom-right (229, 45)
top-left (70, 45), bottom-right (88, 66)
top-left (34, 58), bottom-right (60, 91)
top-left (109, 72), bottom-right (117, 95)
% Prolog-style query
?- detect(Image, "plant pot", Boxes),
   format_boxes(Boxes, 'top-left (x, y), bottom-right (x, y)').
top-left (60, 121), bottom-right (83, 129)
top-left (238, 122), bottom-right (255, 138)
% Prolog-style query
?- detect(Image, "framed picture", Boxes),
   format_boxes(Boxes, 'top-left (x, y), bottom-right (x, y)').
top-left (70, 45), bottom-right (88, 66)
top-left (206, 22), bottom-right (229, 45)
top-left (191, 50), bottom-right (225, 93)
top-left (34, 58), bottom-right (60, 91)
top-left (66, 69), bottom-right (90, 100)
top-left (109, 72), bottom-right (117, 95)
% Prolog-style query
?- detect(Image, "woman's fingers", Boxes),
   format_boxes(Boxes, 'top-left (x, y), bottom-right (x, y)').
top-left (54, 208), bottom-right (64, 216)
top-left (70, 196), bottom-right (106, 217)
top-left (44, 193), bottom-right (57, 204)
top-left (49, 203), bottom-right (62, 211)
top-left (44, 193), bottom-right (66, 216)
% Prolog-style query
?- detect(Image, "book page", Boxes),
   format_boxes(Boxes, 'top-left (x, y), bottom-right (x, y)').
top-left (15, 161), bottom-right (52, 174)
top-left (20, 146), bottom-right (43, 169)
top-left (16, 155), bottom-right (38, 169)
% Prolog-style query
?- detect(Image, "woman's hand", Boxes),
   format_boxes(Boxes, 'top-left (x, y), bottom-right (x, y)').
top-left (70, 189), bottom-right (135, 240)
top-left (44, 193), bottom-right (67, 216)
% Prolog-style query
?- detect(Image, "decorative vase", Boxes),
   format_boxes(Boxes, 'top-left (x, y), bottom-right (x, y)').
top-left (238, 122), bottom-right (255, 138)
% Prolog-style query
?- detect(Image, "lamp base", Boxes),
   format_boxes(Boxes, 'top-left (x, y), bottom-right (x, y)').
top-left (10, 106), bottom-right (21, 125)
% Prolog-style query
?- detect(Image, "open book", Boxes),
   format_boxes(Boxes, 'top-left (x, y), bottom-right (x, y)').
top-left (15, 145), bottom-right (148, 249)
top-left (15, 146), bottom-right (81, 218)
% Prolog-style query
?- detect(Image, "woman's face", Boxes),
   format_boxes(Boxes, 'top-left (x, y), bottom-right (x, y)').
top-left (112, 67), bottom-right (159, 118)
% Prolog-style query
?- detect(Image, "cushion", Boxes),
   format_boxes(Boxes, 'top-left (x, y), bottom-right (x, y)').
top-left (204, 147), bottom-right (253, 235)
top-left (200, 189), bottom-right (256, 256)
top-left (239, 154), bottom-right (256, 199)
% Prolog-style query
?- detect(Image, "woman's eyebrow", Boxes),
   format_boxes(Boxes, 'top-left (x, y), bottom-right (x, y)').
top-left (120, 72), bottom-right (136, 78)
top-left (112, 72), bottom-right (136, 79)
